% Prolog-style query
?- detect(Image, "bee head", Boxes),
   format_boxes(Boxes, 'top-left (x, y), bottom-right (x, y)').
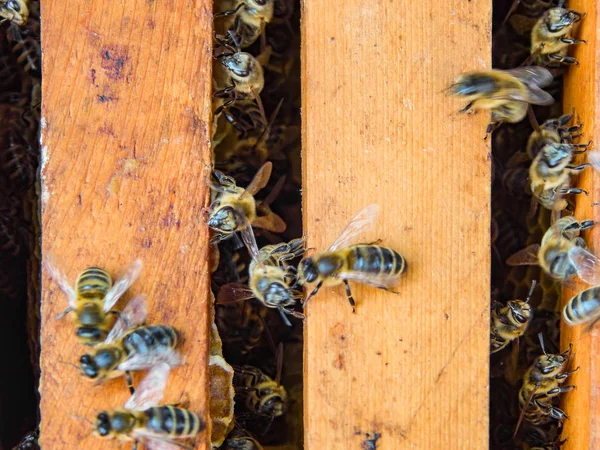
top-left (95, 412), bottom-right (111, 437)
top-left (220, 53), bottom-right (251, 78)
top-left (298, 257), bottom-right (318, 283)
top-left (208, 206), bottom-right (239, 232)
top-left (76, 326), bottom-right (107, 345)
top-left (261, 280), bottom-right (295, 308)
top-left (0, 0), bottom-right (28, 25)
top-left (546, 8), bottom-right (581, 33)
top-left (542, 143), bottom-right (572, 169)
top-left (544, 245), bottom-right (576, 280)
top-left (80, 347), bottom-right (122, 379)
top-left (450, 73), bottom-right (497, 97)
top-left (507, 300), bottom-right (532, 324)
top-left (259, 393), bottom-right (287, 418)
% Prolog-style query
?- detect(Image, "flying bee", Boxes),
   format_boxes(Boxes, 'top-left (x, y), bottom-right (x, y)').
top-left (0, 0), bottom-right (29, 26)
top-left (221, 429), bottom-right (265, 450)
top-left (491, 280), bottom-right (535, 354)
top-left (449, 67), bottom-right (554, 137)
top-left (93, 362), bottom-right (205, 450)
top-left (218, 237), bottom-right (306, 326)
top-left (531, 7), bottom-right (585, 66)
top-left (44, 257), bottom-right (142, 346)
top-left (208, 161), bottom-right (286, 258)
top-left (563, 285), bottom-right (600, 331)
top-left (507, 216), bottom-right (600, 285)
top-left (214, 0), bottom-right (274, 49)
top-left (515, 335), bottom-right (577, 435)
top-left (79, 294), bottom-right (182, 394)
top-left (296, 204), bottom-right (407, 312)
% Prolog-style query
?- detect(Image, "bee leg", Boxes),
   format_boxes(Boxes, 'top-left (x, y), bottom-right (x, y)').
top-left (125, 371), bottom-right (135, 395)
top-left (343, 280), bottom-right (356, 313)
top-left (55, 307), bottom-right (74, 320)
top-left (213, 2), bottom-right (244, 19)
top-left (556, 366), bottom-right (580, 380)
top-left (459, 101), bottom-right (474, 113)
top-left (302, 282), bottom-right (323, 308)
top-left (553, 187), bottom-right (587, 196)
top-left (132, 440), bottom-right (139, 450)
top-left (364, 238), bottom-right (383, 245)
top-left (547, 385), bottom-right (576, 397)
top-left (565, 163), bottom-right (591, 171)
top-left (569, 139), bottom-right (593, 150)
top-left (579, 220), bottom-right (596, 231)
top-left (561, 37), bottom-right (586, 45)
top-left (484, 122), bottom-right (500, 141)
top-left (549, 53), bottom-right (579, 65)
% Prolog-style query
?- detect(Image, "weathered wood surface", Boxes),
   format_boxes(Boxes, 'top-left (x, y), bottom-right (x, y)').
top-left (561, 0), bottom-right (600, 447)
top-left (39, 0), bottom-right (213, 448)
top-left (301, 0), bottom-right (491, 448)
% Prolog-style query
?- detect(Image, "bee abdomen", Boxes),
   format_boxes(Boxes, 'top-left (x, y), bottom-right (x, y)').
top-left (76, 267), bottom-right (112, 299)
top-left (122, 325), bottom-right (178, 355)
top-left (349, 245), bottom-right (406, 275)
top-left (564, 287), bottom-right (600, 325)
top-left (144, 406), bottom-right (204, 437)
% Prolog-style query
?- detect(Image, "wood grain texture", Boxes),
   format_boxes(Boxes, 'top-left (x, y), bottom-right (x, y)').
top-left (301, 1), bottom-right (491, 449)
top-left (561, 0), bottom-right (600, 448)
top-left (39, 0), bottom-right (213, 448)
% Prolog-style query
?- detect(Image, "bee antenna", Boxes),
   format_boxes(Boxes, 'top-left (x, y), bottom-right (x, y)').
top-left (58, 360), bottom-right (80, 371)
top-left (227, 29), bottom-right (242, 53)
top-left (526, 280), bottom-right (537, 303)
top-left (538, 333), bottom-right (547, 356)
top-left (70, 414), bottom-right (94, 425)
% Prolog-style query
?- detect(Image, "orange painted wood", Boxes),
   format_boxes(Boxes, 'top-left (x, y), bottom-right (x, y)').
top-left (561, 0), bottom-right (600, 448)
top-left (39, 0), bottom-right (213, 448)
top-left (301, 0), bottom-right (491, 448)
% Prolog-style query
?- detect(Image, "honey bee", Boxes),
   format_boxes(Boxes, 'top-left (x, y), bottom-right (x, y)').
top-left (0, 123), bottom-right (37, 193)
top-left (507, 216), bottom-right (600, 285)
top-left (79, 294), bottom-right (182, 394)
top-left (531, 7), bottom-right (585, 66)
top-left (208, 161), bottom-right (286, 257)
top-left (218, 237), bottom-right (305, 326)
top-left (5, 23), bottom-right (40, 75)
top-left (0, 0), bottom-right (29, 26)
top-left (563, 285), bottom-right (600, 331)
top-left (297, 204), bottom-right (407, 312)
top-left (491, 280), bottom-right (535, 353)
top-left (93, 362), bottom-right (205, 450)
top-left (515, 335), bottom-right (577, 434)
top-left (44, 258), bottom-right (142, 346)
top-left (214, 0), bottom-right (274, 49)
top-left (449, 67), bottom-right (554, 137)
top-left (526, 111), bottom-right (586, 160)
top-left (221, 429), bottom-right (265, 450)
top-left (11, 428), bottom-right (39, 450)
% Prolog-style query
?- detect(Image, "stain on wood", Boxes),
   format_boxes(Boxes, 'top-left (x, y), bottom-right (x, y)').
top-left (39, 0), bottom-right (213, 449)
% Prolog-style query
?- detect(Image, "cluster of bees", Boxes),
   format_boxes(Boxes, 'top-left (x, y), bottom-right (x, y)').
top-left (450, 0), bottom-right (599, 448)
top-left (0, 0), bottom-right (41, 448)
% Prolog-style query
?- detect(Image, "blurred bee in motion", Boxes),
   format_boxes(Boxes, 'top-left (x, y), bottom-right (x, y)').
top-left (297, 204), bottom-right (406, 312)
top-left (515, 335), bottom-right (577, 435)
top-left (491, 280), bottom-right (535, 354)
top-left (507, 216), bottom-right (600, 285)
top-left (44, 258), bottom-right (142, 346)
top-left (208, 161), bottom-right (286, 257)
top-left (218, 237), bottom-right (305, 326)
top-left (449, 67), bottom-right (554, 138)
top-left (563, 285), bottom-right (600, 331)
top-left (0, 0), bottom-right (29, 26)
top-left (93, 362), bottom-right (205, 450)
top-left (214, 0), bottom-right (274, 49)
top-left (531, 6), bottom-right (585, 66)
top-left (221, 428), bottom-right (265, 449)
top-left (78, 294), bottom-right (182, 394)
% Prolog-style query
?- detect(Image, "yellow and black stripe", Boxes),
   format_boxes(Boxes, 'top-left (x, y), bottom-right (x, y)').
top-left (76, 267), bottom-right (112, 299)
top-left (144, 406), bottom-right (204, 437)
top-left (347, 245), bottom-right (406, 277)
top-left (122, 325), bottom-right (178, 356)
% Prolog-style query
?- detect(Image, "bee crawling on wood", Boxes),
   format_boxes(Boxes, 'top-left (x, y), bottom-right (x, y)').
top-left (297, 204), bottom-right (407, 312)
top-left (531, 5), bottom-right (585, 66)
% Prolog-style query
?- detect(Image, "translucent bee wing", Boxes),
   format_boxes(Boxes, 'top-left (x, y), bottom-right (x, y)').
top-left (328, 204), bottom-right (380, 252)
top-left (134, 436), bottom-right (183, 450)
top-left (506, 244), bottom-right (541, 266)
top-left (240, 224), bottom-right (262, 263)
top-left (569, 246), bottom-right (600, 285)
top-left (587, 151), bottom-right (600, 172)
top-left (252, 213), bottom-right (287, 233)
top-left (337, 271), bottom-right (403, 288)
top-left (124, 362), bottom-right (171, 411)
top-left (244, 161), bottom-right (273, 196)
top-left (105, 294), bottom-right (148, 344)
top-left (103, 259), bottom-right (143, 312)
top-left (504, 67), bottom-right (554, 88)
top-left (488, 88), bottom-right (553, 106)
top-left (118, 344), bottom-right (183, 372)
top-left (525, 87), bottom-right (555, 106)
top-left (216, 283), bottom-right (255, 304)
top-left (43, 256), bottom-right (77, 310)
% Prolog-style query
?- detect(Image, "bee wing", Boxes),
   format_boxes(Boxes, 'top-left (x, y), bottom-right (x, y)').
top-left (118, 345), bottom-right (183, 372)
top-left (105, 294), bottom-right (148, 344)
top-left (504, 67), bottom-right (554, 88)
top-left (134, 435), bottom-right (189, 450)
top-left (252, 213), bottom-right (287, 233)
top-left (328, 204), bottom-right (380, 252)
top-left (124, 362), bottom-right (171, 410)
top-left (587, 151), bottom-right (600, 172)
top-left (506, 244), bottom-right (541, 266)
top-left (244, 161), bottom-right (273, 196)
top-left (488, 88), bottom-right (554, 106)
top-left (43, 256), bottom-right (77, 309)
top-left (103, 259), bottom-right (143, 312)
top-left (568, 246), bottom-right (600, 285)
top-left (337, 271), bottom-right (402, 288)
top-left (240, 224), bottom-right (262, 263)
top-left (216, 283), bottom-right (255, 304)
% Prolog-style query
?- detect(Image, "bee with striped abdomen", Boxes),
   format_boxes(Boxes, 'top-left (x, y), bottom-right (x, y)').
top-left (233, 362), bottom-right (287, 419)
top-left (221, 428), bottom-right (265, 449)
top-left (79, 294), bottom-right (182, 394)
top-left (297, 204), bottom-right (407, 312)
top-left (491, 280), bottom-right (535, 354)
top-left (44, 258), bottom-right (142, 346)
top-left (94, 362), bottom-right (204, 450)
top-left (563, 285), bottom-right (600, 331)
